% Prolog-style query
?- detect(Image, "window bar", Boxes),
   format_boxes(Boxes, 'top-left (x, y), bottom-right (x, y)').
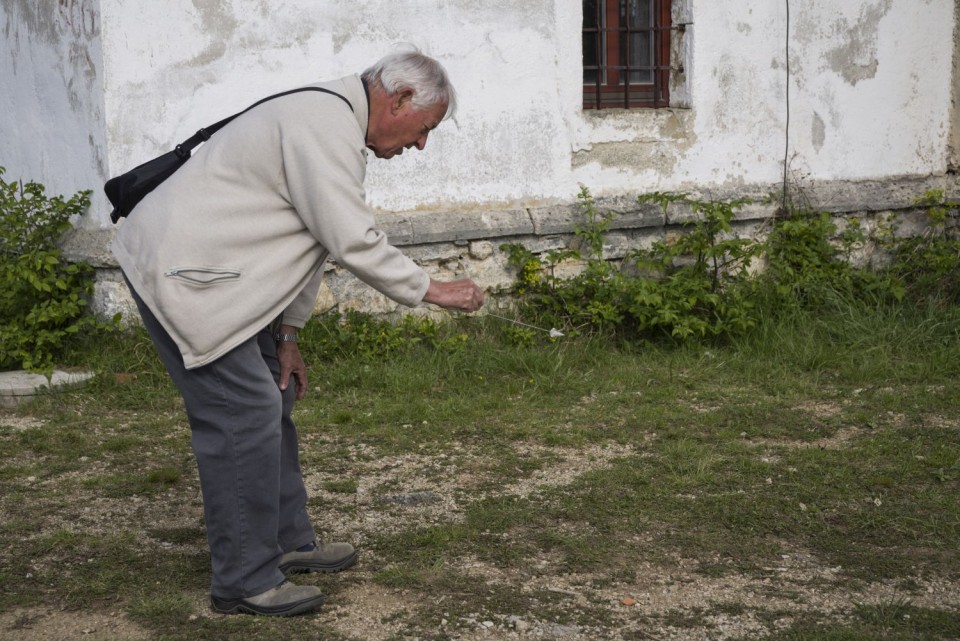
top-left (653, 0), bottom-right (660, 107)
top-left (658, 0), bottom-right (671, 107)
top-left (623, 1), bottom-right (632, 109)
top-left (594, 0), bottom-right (603, 109)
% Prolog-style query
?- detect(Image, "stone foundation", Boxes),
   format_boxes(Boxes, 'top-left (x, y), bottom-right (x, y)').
top-left (61, 175), bottom-right (960, 326)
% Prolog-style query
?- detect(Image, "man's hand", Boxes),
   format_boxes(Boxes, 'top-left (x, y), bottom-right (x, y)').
top-left (422, 278), bottom-right (485, 312)
top-left (277, 326), bottom-right (308, 400)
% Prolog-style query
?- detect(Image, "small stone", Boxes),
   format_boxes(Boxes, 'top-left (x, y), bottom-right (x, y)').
top-left (469, 240), bottom-right (494, 260)
top-left (507, 616), bottom-right (530, 631)
top-left (620, 596), bottom-right (636, 606)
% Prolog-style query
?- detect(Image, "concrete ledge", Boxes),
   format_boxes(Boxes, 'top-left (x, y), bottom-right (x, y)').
top-left (404, 208), bottom-right (534, 244)
top-left (0, 370), bottom-right (95, 408)
top-left (62, 175), bottom-right (960, 267)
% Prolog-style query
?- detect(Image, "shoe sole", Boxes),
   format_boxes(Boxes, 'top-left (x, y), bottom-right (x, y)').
top-left (210, 593), bottom-right (324, 617)
top-left (279, 549), bottom-right (359, 576)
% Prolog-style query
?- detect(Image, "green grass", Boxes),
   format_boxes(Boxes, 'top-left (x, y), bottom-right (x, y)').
top-left (1, 299), bottom-right (958, 640)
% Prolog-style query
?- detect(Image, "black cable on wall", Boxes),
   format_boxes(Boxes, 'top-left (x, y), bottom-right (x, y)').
top-left (782, 0), bottom-right (791, 214)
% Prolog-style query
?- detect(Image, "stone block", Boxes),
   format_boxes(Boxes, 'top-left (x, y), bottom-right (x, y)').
top-left (0, 370), bottom-right (95, 408)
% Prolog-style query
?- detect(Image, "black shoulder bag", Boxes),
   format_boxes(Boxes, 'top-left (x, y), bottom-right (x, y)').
top-left (104, 87), bottom-right (352, 224)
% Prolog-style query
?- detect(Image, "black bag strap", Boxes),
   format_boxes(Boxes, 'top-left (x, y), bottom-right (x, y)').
top-left (172, 87), bottom-right (353, 159)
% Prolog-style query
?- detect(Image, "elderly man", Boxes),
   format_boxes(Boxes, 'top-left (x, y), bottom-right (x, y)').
top-left (112, 48), bottom-right (483, 616)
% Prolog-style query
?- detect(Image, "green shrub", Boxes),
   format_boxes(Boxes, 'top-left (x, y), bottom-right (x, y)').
top-left (0, 167), bottom-right (117, 374)
top-left (299, 309), bottom-right (469, 362)
top-left (878, 190), bottom-right (960, 305)
top-left (500, 186), bottom-right (958, 344)
top-left (502, 188), bottom-right (760, 341)
top-left (627, 192), bottom-right (760, 338)
top-left (764, 211), bottom-right (851, 300)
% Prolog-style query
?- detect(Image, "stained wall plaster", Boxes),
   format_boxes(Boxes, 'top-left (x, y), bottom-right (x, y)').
top-left (1, 0), bottom-right (107, 229)
top-left (3, 0), bottom-right (959, 318)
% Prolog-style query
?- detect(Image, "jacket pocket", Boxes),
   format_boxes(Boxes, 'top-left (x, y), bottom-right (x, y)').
top-left (163, 267), bottom-right (241, 286)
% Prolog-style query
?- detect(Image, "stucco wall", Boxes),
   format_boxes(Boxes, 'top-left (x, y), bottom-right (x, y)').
top-left (0, 0), bottom-right (106, 219)
top-left (92, 0), bottom-right (958, 221)
top-left (3, 0), bottom-right (959, 320)
top-left (571, 1), bottom-right (956, 194)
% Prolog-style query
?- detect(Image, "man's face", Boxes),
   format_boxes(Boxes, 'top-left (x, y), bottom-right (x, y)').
top-left (367, 96), bottom-right (448, 160)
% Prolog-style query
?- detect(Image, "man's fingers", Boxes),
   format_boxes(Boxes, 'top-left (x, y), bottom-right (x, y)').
top-left (293, 365), bottom-right (308, 400)
top-left (463, 283), bottom-right (484, 311)
top-left (423, 278), bottom-right (485, 312)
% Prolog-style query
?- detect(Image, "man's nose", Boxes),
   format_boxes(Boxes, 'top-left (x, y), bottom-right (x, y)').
top-left (415, 132), bottom-right (429, 150)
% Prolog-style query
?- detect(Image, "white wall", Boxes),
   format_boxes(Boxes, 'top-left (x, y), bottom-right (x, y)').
top-left (570, 0), bottom-right (956, 196)
top-left (3, 0), bottom-right (957, 228)
top-left (0, 0), bottom-right (107, 224)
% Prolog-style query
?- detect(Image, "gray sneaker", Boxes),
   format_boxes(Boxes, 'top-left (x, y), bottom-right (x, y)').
top-left (210, 581), bottom-right (323, 616)
top-left (279, 541), bottom-right (358, 575)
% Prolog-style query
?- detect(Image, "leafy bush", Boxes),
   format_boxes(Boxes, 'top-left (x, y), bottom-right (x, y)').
top-left (627, 192), bottom-right (760, 338)
top-left (500, 186), bottom-right (958, 344)
top-left (502, 187), bottom-right (761, 341)
top-left (0, 167), bottom-right (117, 374)
top-left (877, 190), bottom-right (960, 305)
top-left (299, 309), bottom-right (469, 362)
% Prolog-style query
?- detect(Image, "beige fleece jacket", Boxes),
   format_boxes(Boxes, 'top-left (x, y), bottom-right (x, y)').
top-left (112, 75), bottom-right (430, 369)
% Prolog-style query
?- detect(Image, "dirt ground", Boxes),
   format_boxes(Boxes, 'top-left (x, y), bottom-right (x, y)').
top-left (3, 415), bottom-right (959, 640)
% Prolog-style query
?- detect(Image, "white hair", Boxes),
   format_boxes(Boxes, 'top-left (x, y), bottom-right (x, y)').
top-left (362, 45), bottom-right (457, 118)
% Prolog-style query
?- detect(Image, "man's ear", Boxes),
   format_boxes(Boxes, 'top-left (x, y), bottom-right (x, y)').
top-left (392, 88), bottom-right (415, 113)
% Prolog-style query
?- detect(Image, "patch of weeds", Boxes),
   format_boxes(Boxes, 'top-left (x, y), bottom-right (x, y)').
top-left (128, 592), bottom-right (194, 627)
top-left (16, 425), bottom-right (90, 458)
top-left (3, 229), bottom-right (960, 641)
top-left (371, 523), bottom-right (473, 570)
top-left (0, 464), bottom-right (32, 481)
top-left (7, 529), bottom-right (205, 611)
top-left (710, 600), bottom-right (750, 617)
top-left (758, 599), bottom-right (960, 641)
top-left (322, 478), bottom-right (358, 494)
top-left (660, 436), bottom-right (720, 486)
top-left (331, 409), bottom-right (355, 424)
top-left (82, 466), bottom-right (182, 497)
top-left (656, 607), bottom-right (712, 630)
top-left (149, 526), bottom-right (205, 546)
top-left (102, 434), bottom-right (141, 453)
top-left (534, 529), bottom-right (609, 572)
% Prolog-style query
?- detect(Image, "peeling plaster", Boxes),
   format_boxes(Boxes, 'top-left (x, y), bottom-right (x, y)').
top-left (5, 0), bottom-right (958, 229)
top-left (1, 0), bottom-right (106, 200)
top-left (571, 109), bottom-right (696, 184)
top-left (186, 0), bottom-right (239, 67)
top-left (825, 0), bottom-right (891, 86)
top-left (811, 111), bottom-right (826, 152)
top-left (572, 140), bottom-right (680, 176)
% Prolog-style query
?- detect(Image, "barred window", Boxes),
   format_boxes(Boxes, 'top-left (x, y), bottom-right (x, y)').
top-left (583, 0), bottom-right (672, 109)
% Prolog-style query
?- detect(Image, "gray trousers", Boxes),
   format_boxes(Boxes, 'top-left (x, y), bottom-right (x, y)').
top-left (126, 279), bottom-right (316, 598)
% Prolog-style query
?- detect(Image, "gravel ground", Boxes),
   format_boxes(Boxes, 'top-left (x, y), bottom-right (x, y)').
top-left (3, 415), bottom-right (958, 640)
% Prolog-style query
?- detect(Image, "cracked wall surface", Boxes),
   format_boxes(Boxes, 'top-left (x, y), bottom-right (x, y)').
top-left (5, 0), bottom-right (954, 220)
top-left (3, 0), bottom-right (958, 318)
top-left (1, 0), bottom-right (106, 223)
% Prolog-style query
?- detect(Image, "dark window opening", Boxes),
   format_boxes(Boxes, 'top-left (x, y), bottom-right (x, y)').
top-left (583, 0), bottom-right (672, 109)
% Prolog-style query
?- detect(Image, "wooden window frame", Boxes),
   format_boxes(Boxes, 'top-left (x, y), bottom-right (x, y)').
top-left (583, 0), bottom-right (672, 109)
